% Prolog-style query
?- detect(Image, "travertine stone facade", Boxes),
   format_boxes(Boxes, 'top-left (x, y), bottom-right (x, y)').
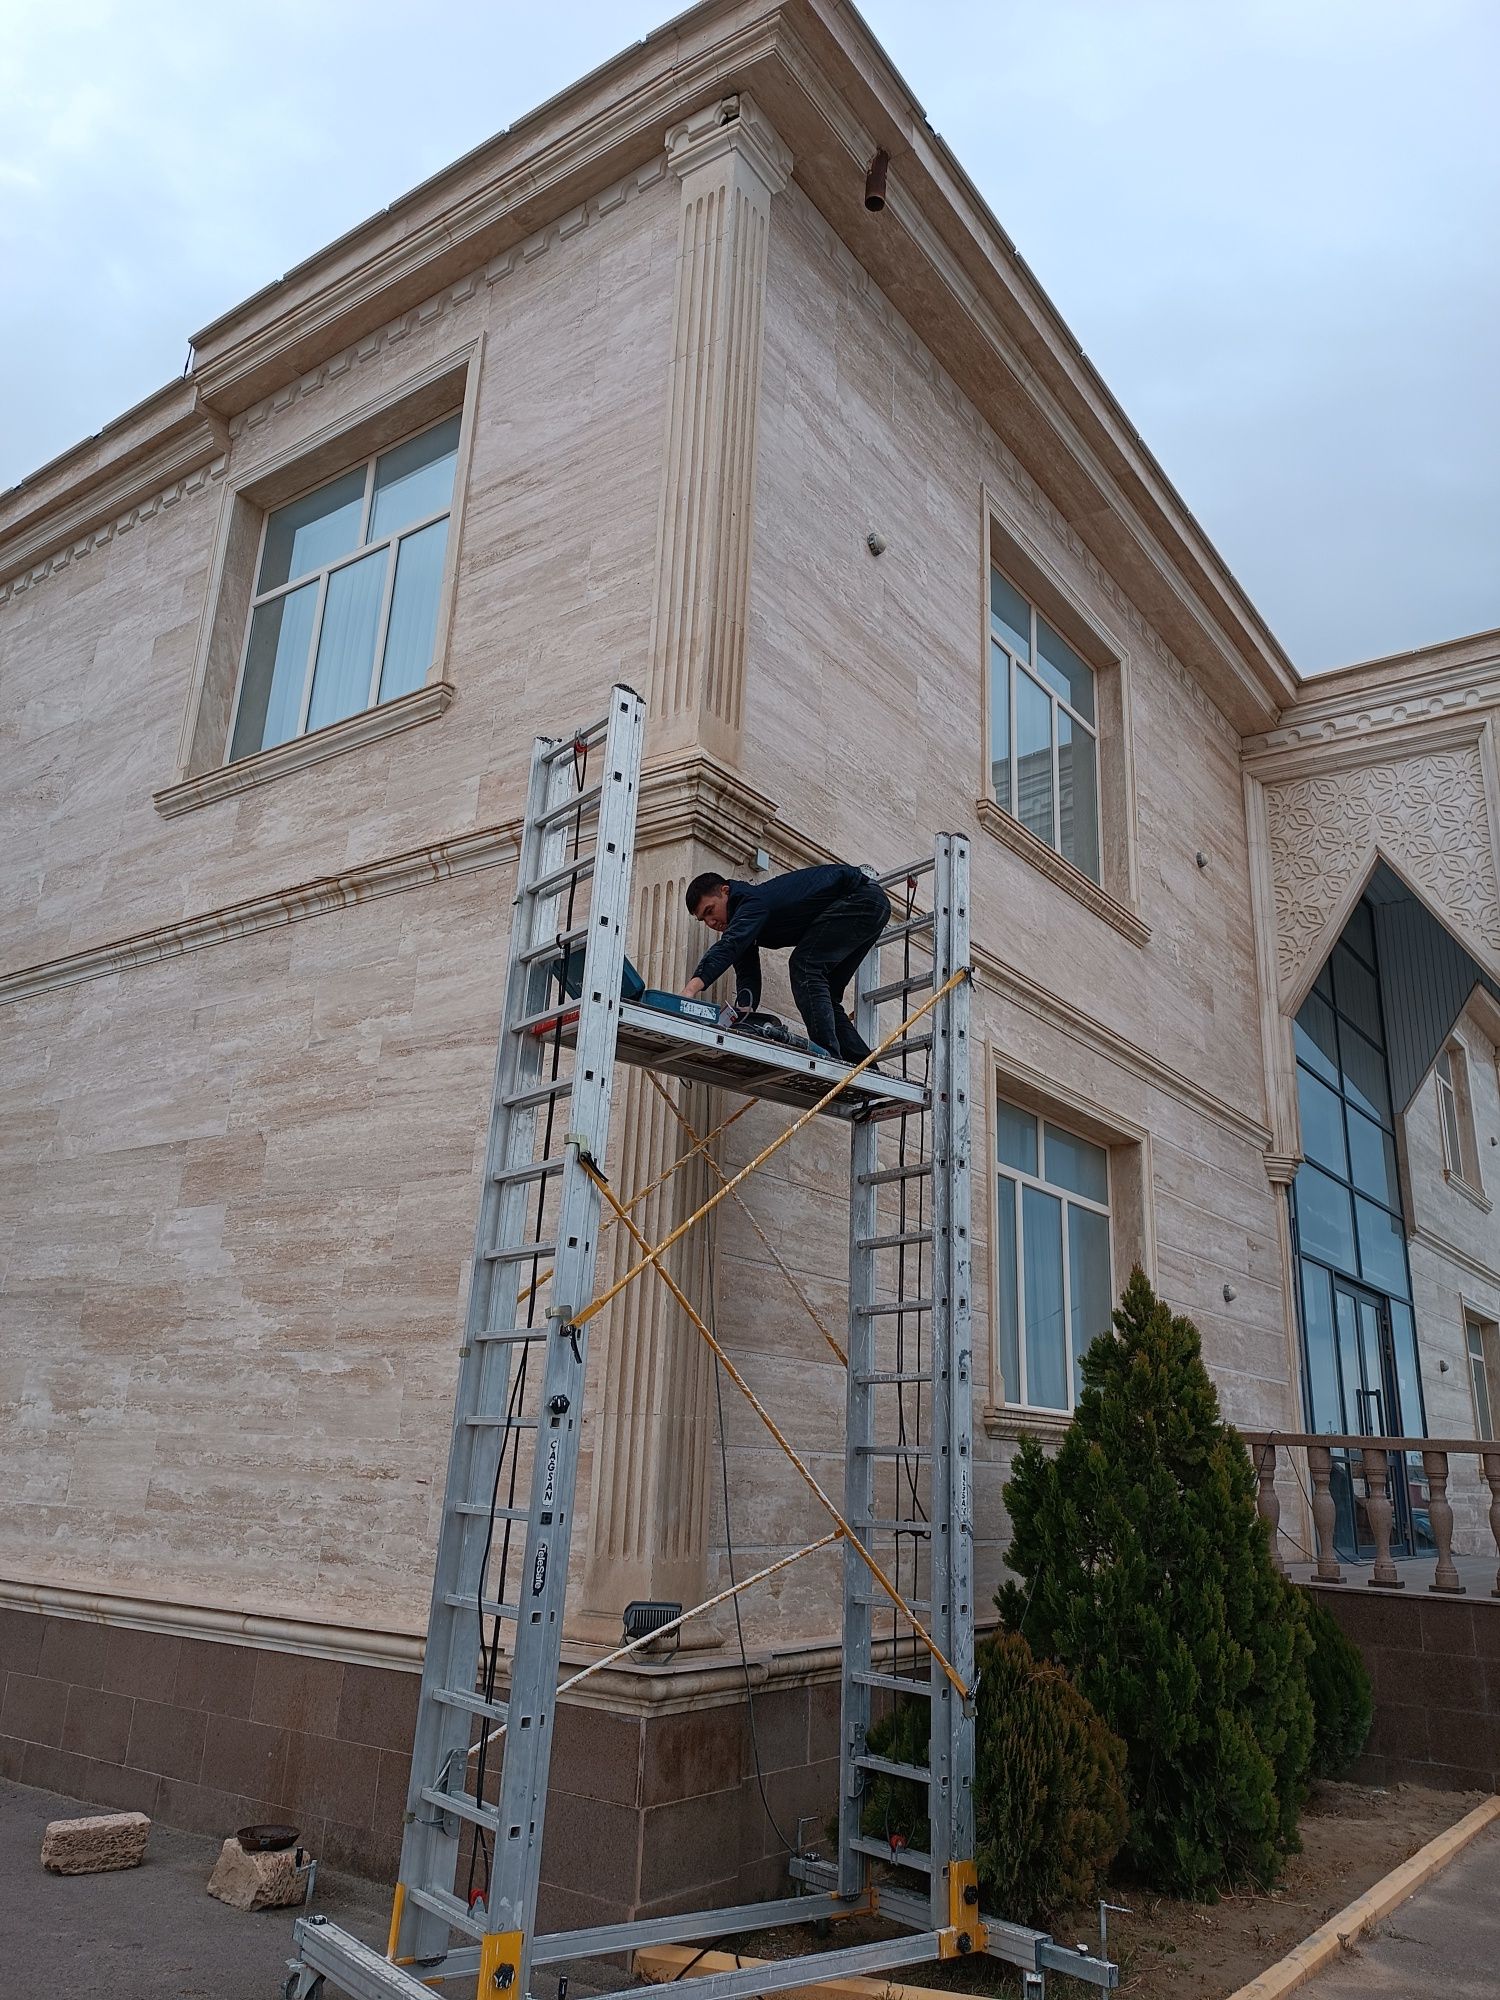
top-left (3, 0), bottom-right (1498, 1902)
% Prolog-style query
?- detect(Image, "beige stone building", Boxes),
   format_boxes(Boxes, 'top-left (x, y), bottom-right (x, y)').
top-left (2, 0), bottom-right (1498, 1916)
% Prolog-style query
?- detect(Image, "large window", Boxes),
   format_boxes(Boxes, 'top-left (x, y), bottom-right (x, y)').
top-left (988, 568), bottom-right (1101, 883)
top-left (995, 1099), bottom-right (1112, 1411)
top-left (1435, 1043), bottom-right (1483, 1194)
top-left (227, 414), bottom-right (461, 763)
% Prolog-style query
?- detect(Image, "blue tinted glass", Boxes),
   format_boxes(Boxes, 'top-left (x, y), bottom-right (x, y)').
top-left (379, 518), bottom-right (448, 700)
top-left (1347, 1108), bottom-right (1400, 1209)
top-left (370, 414), bottom-right (461, 540)
top-left (231, 582), bottom-right (317, 759)
top-left (1340, 1024), bottom-right (1391, 1125)
top-left (996, 1177), bottom-right (1020, 1403)
top-left (1295, 1163), bottom-right (1356, 1273)
top-left (1332, 944), bottom-right (1382, 1046)
top-left (1068, 1205), bottom-right (1111, 1403)
top-left (1022, 1185), bottom-right (1066, 1409)
top-left (989, 643), bottom-right (1012, 812)
top-left (990, 568), bottom-right (1031, 661)
top-left (1298, 1070), bottom-right (1348, 1179)
top-left (1295, 992), bottom-right (1340, 1087)
top-left (258, 468), bottom-right (365, 592)
top-left (1036, 618), bottom-right (1095, 723)
top-left (997, 1101), bottom-right (1038, 1174)
top-left (307, 548), bottom-right (387, 732)
top-left (1388, 1299), bottom-right (1425, 1436)
top-left (1356, 1197), bottom-right (1409, 1298)
top-left (1044, 1122), bottom-right (1108, 1203)
top-left (1299, 1258), bottom-right (1342, 1431)
top-left (1341, 899), bottom-right (1375, 967)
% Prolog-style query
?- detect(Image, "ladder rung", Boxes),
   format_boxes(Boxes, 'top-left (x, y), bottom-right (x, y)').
top-left (852, 1669), bottom-right (935, 1696)
top-left (525, 856), bottom-right (595, 900)
top-left (484, 1239), bottom-right (557, 1264)
top-left (534, 783), bottom-right (602, 830)
top-left (450, 1499), bottom-right (530, 1518)
top-left (855, 1299), bottom-right (933, 1317)
top-left (855, 1370), bottom-right (934, 1386)
top-left (856, 1752), bottom-right (931, 1784)
top-left (856, 1231), bottom-right (933, 1251)
top-left (460, 1416), bottom-right (538, 1435)
top-left (509, 1002), bottom-right (582, 1036)
top-left (879, 915), bottom-right (934, 944)
top-left (858, 1163), bottom-right (933, 1188)
top-left (491, 1157), bottom-right (565, 1187)
top-left (407, 1884), bottom-right (487, 1941)
top-left (432, 1686), bottom-right (510, 1723)
top-left (419, 1785), bottom-right (499, 1833)
top-left (867, 972), bottom-right (933, 1005)
top-left (444, 1594), bottom-right (520, 1620)
top-left (517, 923), bottom-right (589, 968)
top-left (856, 1444), bottom-right (932, 1459)
top-left (472, 1327), bottom-right (548, 1345)
top-left (886, 1032), bottom-right (933, 1055)
top-left (852, 1594), bottom-right (932, 1612)
top-left (542, 717), bottom-right (610, 765)
top-left (860, 1519), bottom-right (933, 1537)
top-left (849, 1834), bottom-right (933, 1873)
top-left (503, 1077), bottom-right (573, 1110)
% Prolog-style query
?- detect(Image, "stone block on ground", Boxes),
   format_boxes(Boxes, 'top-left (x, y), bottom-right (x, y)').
top-left (41, 1811), bottom-right (151, 1875)
top-left (206, 1837), bottom-right (314, 1912)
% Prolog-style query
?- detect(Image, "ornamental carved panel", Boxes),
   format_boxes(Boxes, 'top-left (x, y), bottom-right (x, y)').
top-left (1265, 745), bottom-right (1500, 1004)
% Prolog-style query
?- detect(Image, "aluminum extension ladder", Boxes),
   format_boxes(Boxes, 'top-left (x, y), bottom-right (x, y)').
top-left (285, 684), bottom-right (1116, 1999)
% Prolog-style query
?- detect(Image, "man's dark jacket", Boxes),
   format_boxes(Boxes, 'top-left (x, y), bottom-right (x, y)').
top-left (691, 864), bottom-right (866, 1008)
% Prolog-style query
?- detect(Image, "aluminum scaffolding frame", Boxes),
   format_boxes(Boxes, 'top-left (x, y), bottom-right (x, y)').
top-left (285, 686), bottom-right (1117, 2000)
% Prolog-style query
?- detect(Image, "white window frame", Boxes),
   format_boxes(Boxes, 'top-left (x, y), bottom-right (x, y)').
top-left (224, 412), bottom-right (460, 764)
top-left (1467, 1313), bottom-right (1496, 1443)
top-left (988, 564), bottom-right (1102, 884)
top-left (1436, 1043), bottom-right (1482, 1195)
top-left (995, 1102), bottom-right (1112, 1414)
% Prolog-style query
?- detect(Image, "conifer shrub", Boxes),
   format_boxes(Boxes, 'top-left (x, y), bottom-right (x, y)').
top-left (861, 1630), bottom-right (1128, 1928)
top-left (1301, 1590), bottom-right (1373, 1778)
top-left (996, 1267), bottom-right (1314, 1900)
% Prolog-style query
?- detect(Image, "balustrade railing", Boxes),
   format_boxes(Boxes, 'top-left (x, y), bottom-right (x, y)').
top-left (1241, 1432), bottom-right (1500, 1596)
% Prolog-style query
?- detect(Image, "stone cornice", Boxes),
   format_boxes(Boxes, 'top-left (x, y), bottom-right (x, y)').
top-left (0, 410), bottom-right (228, 594)
top-left (666, 90), bottom-right (792, 192)
top-left (1244, 652), bottom-right (1500, 770)
top-left (152, 681), bottom-right (455, 817)
top-left (637, 749), bottom-right (780, 857)
top-left (975, 798), bottom-right (1150, 946)
top-left (1409, 1223), bottom-right (1500, 1292)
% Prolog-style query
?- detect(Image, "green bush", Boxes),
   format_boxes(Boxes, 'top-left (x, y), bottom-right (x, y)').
top-left (997, 1267), bottom-right (1314, 1901)
top-left (861, 1630), bottom-right (1128, 1928)
top-left (1302, 1590), bottom-right (1373, 1778)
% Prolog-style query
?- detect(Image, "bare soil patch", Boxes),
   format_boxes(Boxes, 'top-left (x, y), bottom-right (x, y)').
top-left (718, 1782), bottom-right (1488, 2000)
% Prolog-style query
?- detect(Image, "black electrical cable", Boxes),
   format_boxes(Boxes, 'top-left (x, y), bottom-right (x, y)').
top-left (707, 1196), bottom-right (796, 1856)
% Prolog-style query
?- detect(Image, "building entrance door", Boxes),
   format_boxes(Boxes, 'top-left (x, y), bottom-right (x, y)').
top-left (1329, 1276), bottom-right (1420, 1559)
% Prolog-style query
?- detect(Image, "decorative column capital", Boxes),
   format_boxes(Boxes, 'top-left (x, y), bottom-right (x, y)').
top-left (665, 93), bottom-right (793, 197)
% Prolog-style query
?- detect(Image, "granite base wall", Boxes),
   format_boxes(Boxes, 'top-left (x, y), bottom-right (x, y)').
top-left (0, 1606), bottom-right (840, 1920)
top-left (1311, 1585), bottom-right (1500, 1794)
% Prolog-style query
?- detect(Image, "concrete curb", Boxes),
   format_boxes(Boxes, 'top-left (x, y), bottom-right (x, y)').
top-left (1224, 1793), bottom-right (1500, 2000)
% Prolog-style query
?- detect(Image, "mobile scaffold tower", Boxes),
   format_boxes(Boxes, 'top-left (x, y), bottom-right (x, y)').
top-left (285, 685), bottom-right (1117, 1999)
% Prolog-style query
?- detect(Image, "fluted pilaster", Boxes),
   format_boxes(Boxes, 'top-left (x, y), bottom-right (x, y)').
top-left (648, 94), bottom-right (791, 756)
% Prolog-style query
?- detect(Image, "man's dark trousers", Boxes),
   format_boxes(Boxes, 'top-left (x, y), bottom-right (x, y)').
top-left (788, 877), bottom-right (892, 1063)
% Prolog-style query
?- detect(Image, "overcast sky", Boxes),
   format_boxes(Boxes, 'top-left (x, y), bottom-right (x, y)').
top-left (2, 0), bottom-right (1496, 673)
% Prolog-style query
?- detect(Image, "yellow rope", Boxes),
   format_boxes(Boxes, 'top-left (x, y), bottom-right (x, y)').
top-left (582, 1162), bottom-right (968, 1699)
top-left (515, 1092), bottom-right (760, 1308)
top-left (645, 1070), bottom-right (848, 1368)
top-left (573, 966), bottom-right (968, 1333)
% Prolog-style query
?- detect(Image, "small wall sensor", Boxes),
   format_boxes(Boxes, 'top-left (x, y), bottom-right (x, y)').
top-left (1195, 851), bottom-right (1209, 870)
top-left (1222, 1283), bottom-right (1237, 1303)
top-left (867, 530), bottom-right (887, 557)
top-left (752, 847), bottom-right (771, 873)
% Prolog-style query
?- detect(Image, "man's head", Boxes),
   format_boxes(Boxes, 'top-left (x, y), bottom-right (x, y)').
top-left (686, 871), bottom-right (731, 933)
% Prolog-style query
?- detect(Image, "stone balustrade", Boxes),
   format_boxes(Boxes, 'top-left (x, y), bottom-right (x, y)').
top-left (1240, 1432), bottom-right (1500, 1596)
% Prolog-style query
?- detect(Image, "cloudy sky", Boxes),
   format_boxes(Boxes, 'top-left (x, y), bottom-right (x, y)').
top-left (2, 0), bottom-right (1495, 672)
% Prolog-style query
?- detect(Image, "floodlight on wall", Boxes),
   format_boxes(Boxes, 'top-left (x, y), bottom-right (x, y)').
top-left (865, 149), bottom-right (889, 212)
top-left (622, 1599), bottom-right (681, 1647)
